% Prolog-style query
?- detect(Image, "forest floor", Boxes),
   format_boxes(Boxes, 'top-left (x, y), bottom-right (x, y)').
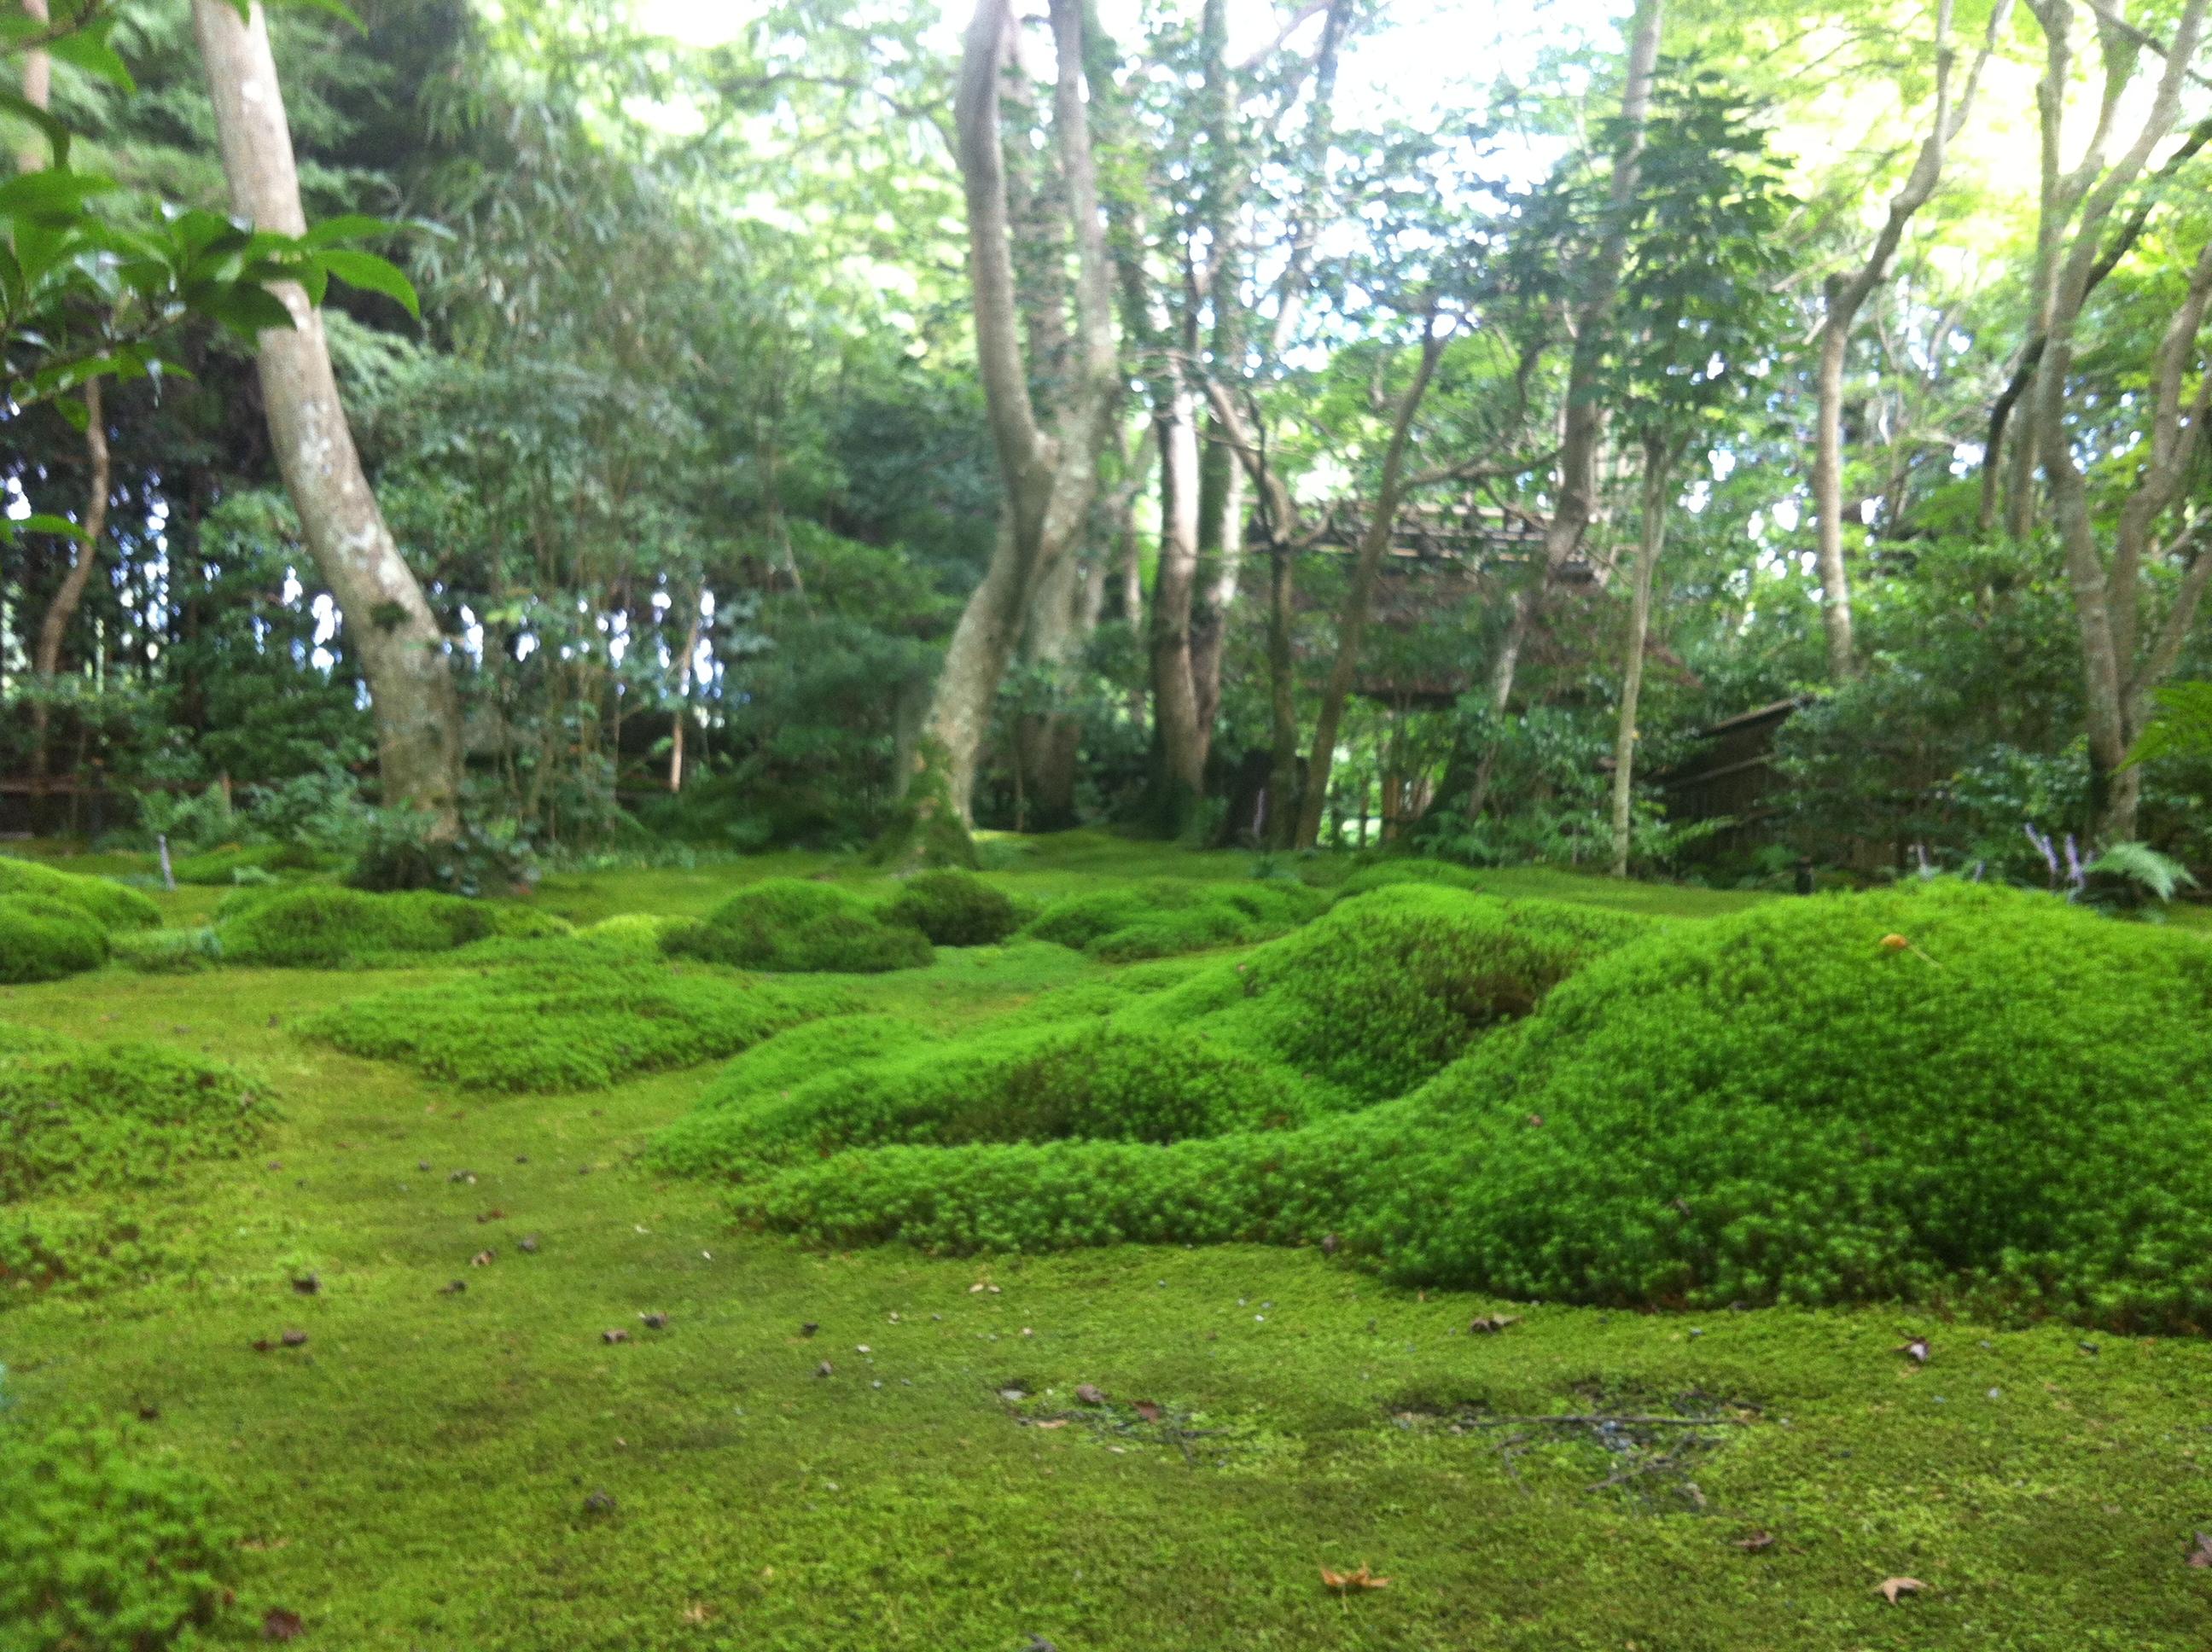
top-left (5, 837), bottom-right (2212, 1650)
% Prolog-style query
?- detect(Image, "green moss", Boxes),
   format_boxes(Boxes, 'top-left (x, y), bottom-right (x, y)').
top-left (1026, 879), bottom-right (1326, 962)
top-left (0, 1415), bottom-right (241, 1650)
top-left (663, 1019), bottom-right (1309, 1181)
top-left (880, 870), bottom-right (1020, 946)
top-left (215, 886), bottom-right (504, 967)
top-left (0, 1031), bottom-right (274, 1201)
top-left (302, 957), bottom-right (854, 1091)
top-left (665, 879), bottom-right (934, 974)
top-left (167, 841), bottom-right (341, 886)
top-left (0, 853), bottom-right (160, 931)
top-left (0, 1205), bottom-right (181, 1303)
top-left (109, 927), bottom-right (223, 974)
top-left (1333, 858), bottom-right (1487, 899)
top-left (0, 893), bottom-right (109, 983)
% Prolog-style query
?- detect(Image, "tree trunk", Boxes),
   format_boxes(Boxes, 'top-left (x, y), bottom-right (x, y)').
top-left (193, 0), bottom-right (463, 833)
top-left (27, 379), bottom-right (108, 790)
top-left (1263, 533), bottom-right (1300, 848)
top-left (1016, 535), bottom-right (1091, 829)
top-left (1293, 329), bottom-right (1448, 848)
top-left (1148, 387), bottom-right (1208, 829)
top-left (922, 0), bottom-right (1118, 828)
top-left (1487, 0), bottom-right (1662, 715)
top-left (1610, 440), bottom-right (1673, 877)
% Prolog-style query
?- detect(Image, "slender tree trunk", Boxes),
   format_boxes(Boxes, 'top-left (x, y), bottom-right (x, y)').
top-left (193, 0), bottom-right (463, 832)
top-left (1263, 533), bottom-right (1300, 848)
top-left (1294, 329), bottom-right (1448, 848)
top-left (1148, 387), bottom-right (1208, 827)
top-left (27, 378), bottom-right (108, 790)
top-left (667, 585), bottom-right (702, 792)
top-left (1488, 0), bottom-right (1662, 715)
top-left (1190, 454), bottom-right (1244, 747)
top-left (1610, 439), bottom-right (1673, 878)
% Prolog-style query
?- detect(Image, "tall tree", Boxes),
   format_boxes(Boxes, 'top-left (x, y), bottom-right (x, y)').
top-left (2030, 0), bottom-right (2212, 840)
top-left (920, 0), bottom-right (1118, 829)
top-left (192, 0), bottom-right (463, 832)
top-left (1807, 0), bottom-right (2007, 679)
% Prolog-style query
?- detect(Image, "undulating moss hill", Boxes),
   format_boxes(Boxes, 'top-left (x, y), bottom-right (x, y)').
top-left (7, 838), bottom-right (2212, 1650)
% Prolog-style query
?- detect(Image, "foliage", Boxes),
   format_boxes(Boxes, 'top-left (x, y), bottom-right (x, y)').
top-left (346, 809), bottom-right (539, 899)
top-left (663, 879), bottom-right (933, 974)
top-left (301, 957), bottom-right (853, 1091)
top-left (2081, 841), bottom-right (2197, 908)
top-left (0, 854), bottom-right (160, 931)
top-left (2125, 681), bottom-right (2212, 769)
top-left (0, 1415), bottom-right (240, 1652)
top-left (0, 1029), bottom-right (273, 1201)
top-left (0, 893), bottom-right (108, 982)
top-left (879, 870), bottom-right (1020, 947)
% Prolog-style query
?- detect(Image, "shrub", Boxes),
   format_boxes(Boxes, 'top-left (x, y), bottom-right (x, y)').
top-left (664, 1020), bottom-right (1307, 1180)
top-left (0, 855), bottom-right (160, 931)
top-left (0, 1414), bottom-right (240, 1650)
top-left (0, 894), bottom-right (109, 983)
top-left (737, 883), bottom-right (2212, 1333)
top-left (0, 1032), bottom-right (276, 1201)
top-left (215, 886), bottom-right (499, 968)
top-left (880, 870), bottom-right (1020, 946)
top-left (303, 958), bottom-right (853, 1091)
top-left (665, 879), bottom-right (933, 974)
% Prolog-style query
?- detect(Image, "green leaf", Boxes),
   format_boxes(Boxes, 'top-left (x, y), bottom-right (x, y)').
top-left (18, 511), bottom-right (88, 541)
top-left (206, 283), bottom-right (300, 339)
top-left (316, 247), bottom-right (420, 319)
top-left (46, 20), bottom-right (136, 93)
top-left (300, 213), bottom-right (393, 250)
top-left (0, 88), bottom-right (69, 167)
top-left (0, 168), bottom-right (116, 223)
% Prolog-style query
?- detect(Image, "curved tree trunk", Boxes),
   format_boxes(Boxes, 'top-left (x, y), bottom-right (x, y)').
top-left (193, 0), bottom-right (463, 832)
top-left (1610, 439), bottom-right (1673, 877)
top-left (1148, 387), bottom-right (1208, 829)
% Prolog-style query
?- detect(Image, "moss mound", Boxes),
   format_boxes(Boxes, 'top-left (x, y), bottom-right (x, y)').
top-left (0, 1029), bottom-right (274, 1201)
top-left (0, 854), bottom-right (160, 931)
top-left (215, 886), bottom-right (503, 967)
top-left (660, 1019), bottom-right (1308, 1181)
top-left (1023, 879), bottom-right (1324, 961)
top-left (736, 883), bottom-right (2212, 1332)
top-left (168, 841), bottom-right (340, 886)
top-left (304, 958), bottom-right (853, 1091)
top-left (0, 893), bottom-right (110, 983)
top-left (880, 870), bottom-right (1019, 946)
top-left (0, 1415), bottom-right (240, 1650)
top-left (665, 879), bottom-right (933, 973)
top-left (1333, 858), bottom-right (1485, 899)
top-left (0, 1206), bottom-right (178, 1304)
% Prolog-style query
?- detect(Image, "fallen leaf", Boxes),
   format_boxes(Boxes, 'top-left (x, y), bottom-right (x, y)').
top-left (469, 1250), bottom-right (495, 1267)
top-left (1900, 1337), bottom-right (1931, 1364)
top-left (476, 1208), bottom-right (506, 1223)
top-left (1877, 1576), bottom-right (1926, 1603)
top-left (261, 1608), bottom-right (304, 1641)
top-left (291, 1272), bottom-right (320, 1295)
top-left (1320, 1564), bottom-right (1391, 1592)
top-left (1074, 1383), bottom-right (1108, 1405)
top-left (280, 1329), bottom-right (308, 1348)
top-left (2186, 1531), bottom-right (2212, 1568)
top-left (1468, 1314), bottom-right (1519, 1335)
top-left (251, 1339), bottom-right (275, 1353)
top-left (1320, 1233), bottom-right (1340, 1255)
top-left (137, 1401), bottom-right (161, 1422)
top-left (602, 1329), bottom-right (631, 1345)
top-left (439, 1280), bottom-right (466, 1295)
top-left (1032, 1418), bottom-right (1069, 1429)
top-left (640, 1312), bottom-right (670, 1330)
top-left (1134, 1400), bottom-right (1162, 1422)
top-left (681, 1603), bottom-right (713, 1626)
top-left (800, 1321), bottom-right (819, 1337)
top-left (815, 1360), bottom-right (835, 1377)
top-left (582, 1489), bottom-right (616, 1515)
top-left (1734, 1530), bottom-right (1775, 1553)
top-left (519, 1236), bottom-right (539, 1254)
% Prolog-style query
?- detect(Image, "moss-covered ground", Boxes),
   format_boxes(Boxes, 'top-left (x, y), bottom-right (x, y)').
top-left (4, 838), bottom-right (2212, 1648)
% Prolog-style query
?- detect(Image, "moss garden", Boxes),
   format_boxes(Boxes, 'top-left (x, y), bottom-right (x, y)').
top-left (7, 836), bottom-right (2212, 1650)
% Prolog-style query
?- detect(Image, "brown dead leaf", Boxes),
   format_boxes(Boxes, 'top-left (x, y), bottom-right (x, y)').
top-left (602, 1329), bottom-right (631, 1345)
top-left (469, 1250), bottom-right (495, 1267)
top-left (1468, 1314), bottom-right (1519, 1335)
top-left (261, 1607), bottom-right (305, 1641)
top-left (1032, 1418), bottom-right (1069, 1429)
top-left (279, 1329), bottom-right (307, 1348)
top-left (640, 1312), bottom-right (670, 1330)
top-left (476, 1208), bottom-right (506, 1223)
top-left (815, 1360), bottom-right (835, 1377)
top-left (1320, 1564), bottom-right (1391, 1592)
top-left (1734, 1530), bottom-right (1775, 1553)
top-left (291, 1272), bottom-right (320, 1295)
top-left (1877, 1576), bottom-right (1926, 1603)
top-left (1899, 1337), bottom-right (1931, 1364)
top-left (681, 1603), bottom-right (714, 1626)
top-left (1074, 1383), bottom-right (1108, 1405)
top-left (1134, 1400), bottom-right (1162, 1423)
top-left (2186, 1531), bottom-right (2212, 1568)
